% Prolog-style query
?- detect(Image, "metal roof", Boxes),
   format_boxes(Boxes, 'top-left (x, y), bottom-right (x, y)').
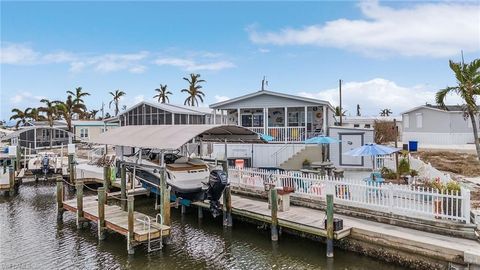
top-left (89, 124), bottom-right (266, 150)
top-left (2, 126), bottom-right (74, 141)
top-left (119, 101), bottom-right (209, 117)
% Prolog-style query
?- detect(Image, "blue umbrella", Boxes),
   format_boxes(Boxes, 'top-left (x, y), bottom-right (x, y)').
top-left (258, 133), bottom-right (274, 142)
top-left (304, 135), bottom-right (340, 144)
top-left (344, 143), bottom-right (400, 156)
top-left (304, 135), bottom-right (340, 162)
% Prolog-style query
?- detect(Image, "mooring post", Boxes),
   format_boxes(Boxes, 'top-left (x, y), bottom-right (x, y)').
top-left (326, 194), bottom-right (334, 258)
top-left (121, 164), bottom-right (127, 211)
top-left (270, 187), bottom-right (279, 241)
top-left (223, 185), bottom-right (233, 227)
top-left (127, 195), bottom-right (135, 255)
top-left (98, 187), bottom-right (106, 240)
top-left (76, 180), bottom-right (84, 229)
top-left (68, 153), bottom-right (75, 190)
top-left (198, 206), bottom-right (203, 219)
top-left (15, 146), bottom-right (21, 175)
top-left (162, 183), bottom-right (171, 227)
top-left (181, 204), bottom-right (186, 215)
top-left (56, 176), bottom-right (64, 221)
top-left (103, 166), bottom-right (110, 193)
top-left (8, 165), bottom-right (15, 196)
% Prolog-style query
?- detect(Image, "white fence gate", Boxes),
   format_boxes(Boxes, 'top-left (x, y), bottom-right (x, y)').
top-left (228, 167), bottom-right (471, 223)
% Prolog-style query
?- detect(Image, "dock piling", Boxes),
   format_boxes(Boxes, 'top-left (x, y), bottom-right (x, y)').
top-left (121, 164), bottom-right (127, 211)
top-left (56, 176), bottom-right (64, 221)
top-left (127, 195), bottom-right (135, 255)
top-left (8, 166), bottom-right (15, 196)
top-left (270, 187), bottom-right (279, 241)
top-left (98, 187), bottom-right (106, 240)
top-left (198, 206), bottom-right (203, 219)
top-left (223, 185), bottom-right (233, 227)
top-left (181, 204), bottom-right (186, 215)
top-left (76, 180), bottom-right (84, 229)
top-left (103, 166), bottom-right (110, 193)
top-left (326, 194), bottom-right (334, 258)
top-left (68, 154), bottom-right (75, 186)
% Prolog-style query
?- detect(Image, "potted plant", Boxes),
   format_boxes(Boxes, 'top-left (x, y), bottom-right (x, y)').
top-left (409, 169), bottom-right (419, 184)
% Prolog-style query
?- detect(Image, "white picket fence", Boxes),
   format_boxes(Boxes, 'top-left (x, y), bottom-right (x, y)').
top-left (228, 167), bottom-right (471, 223)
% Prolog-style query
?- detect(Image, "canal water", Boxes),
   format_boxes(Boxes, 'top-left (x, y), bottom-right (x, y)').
top-left (0, 182), bottom-right (406, 269)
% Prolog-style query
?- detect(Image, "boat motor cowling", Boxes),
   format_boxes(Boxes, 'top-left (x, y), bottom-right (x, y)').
top-left (206, 170), bottom-right (228, 217)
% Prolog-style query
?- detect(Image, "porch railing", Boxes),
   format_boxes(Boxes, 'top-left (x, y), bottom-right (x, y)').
top-left (228, 167), bottom-right (471, 223)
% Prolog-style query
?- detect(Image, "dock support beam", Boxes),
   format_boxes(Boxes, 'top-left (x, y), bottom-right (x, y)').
top-left (270, 187), bottom-right (279, 241)
top-left (127, 195), bottom-right (135, 255)
top-left (98, 187), bottom-right (106, 240)
top-left (326, 194), bottom-right (334, 258)
top-left (56, 176), bottom-right (64, 221)
top-left (8, 166), bottom-right (15, 196)
top-left (103, 166), bottom-right (110, 193)
top-left (121, 165), bottom-right (127, 211)
top-left (76, 180), bottom-right (84, 229)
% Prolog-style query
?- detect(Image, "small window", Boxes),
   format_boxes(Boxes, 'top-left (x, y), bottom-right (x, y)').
top-left (353, 124), bottom-right (360, 128)
top-left (80, 128), bottom-right (89, 138)
top-left (364, 124), bottom-right (371, 128)
top-left (416, 113), bottom-right (423, 128)
top-left (404, 114), bottom-right (409, 128)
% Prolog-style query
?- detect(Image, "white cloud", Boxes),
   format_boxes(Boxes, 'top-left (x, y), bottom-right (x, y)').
top-left (71, 51), bottom-right (149, 73)
top-left (9, 92), bottom-right (45, 105)
top-left (154, 57), bottom-right (235, 71)
top-left (248, 1), bottom-right (480, 57)
top-left (214, 95), bottom-right (230, 103)
top-left (1, 43), bottom-right (40, 64)
top-left (298, 78), bottom-right (463, 116)
top-left (258, 48), bottom-right (270, 53)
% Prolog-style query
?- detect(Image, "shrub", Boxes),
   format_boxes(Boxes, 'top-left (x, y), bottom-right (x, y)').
top-left (398, 158), bottom-right (410, 175)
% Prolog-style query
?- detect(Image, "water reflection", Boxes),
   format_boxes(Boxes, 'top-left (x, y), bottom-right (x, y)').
top-left (0, 182), bottom-right (405, 270)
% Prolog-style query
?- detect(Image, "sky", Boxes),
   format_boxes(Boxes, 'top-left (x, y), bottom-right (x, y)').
top-left (1, 0), bottom-right (479, 121)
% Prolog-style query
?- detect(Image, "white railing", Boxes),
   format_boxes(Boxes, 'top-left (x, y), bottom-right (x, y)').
top-left (248, 127), bottom-right (265, 134)
top-left (87, 147), bottom-right (106, 164)
top-left (228, 167), bottom-right (471, 223)
top-left (271, 144), bottom-right (306, 167)
top-left (267, 127), bottom-right (305, 143)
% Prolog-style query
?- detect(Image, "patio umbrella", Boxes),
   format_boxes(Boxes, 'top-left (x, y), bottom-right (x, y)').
top-left (343, 143), bottom-right (400, 172)
top-left (304, 135), bottom-right (340, 162)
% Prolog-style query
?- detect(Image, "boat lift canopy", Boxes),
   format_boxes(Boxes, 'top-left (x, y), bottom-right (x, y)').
top-left (90, 124), bottom-right (266, 150)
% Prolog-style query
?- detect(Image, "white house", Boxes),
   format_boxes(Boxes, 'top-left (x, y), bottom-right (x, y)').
top-left (402, 105), bottom-right (479, 145)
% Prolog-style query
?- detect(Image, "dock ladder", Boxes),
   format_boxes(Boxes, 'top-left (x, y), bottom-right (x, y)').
top-left (137, 214), bottom-right (164, 252)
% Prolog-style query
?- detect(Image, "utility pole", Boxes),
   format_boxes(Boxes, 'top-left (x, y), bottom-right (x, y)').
top-left (339, 79), bottom-right (343, 126)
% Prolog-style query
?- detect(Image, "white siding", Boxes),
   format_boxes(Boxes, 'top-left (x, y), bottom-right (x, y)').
top-left (415, 113), bottom-right (423, 128)
top-left (403, 114), bottom-right (409, 128)
top-left (403, 131), bottom-right (475, 145)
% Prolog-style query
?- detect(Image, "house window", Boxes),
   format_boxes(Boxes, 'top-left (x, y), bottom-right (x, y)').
top-left (353, 124), bottom-right (360, 128)
top-left (364, 124), bottom-right (371, 128)
top-left (415, 113), bottom-right (423, 128)
top-left (80, 128), bottom-right (89, 138)
top-left (404, 114), bottom-right (409, 128)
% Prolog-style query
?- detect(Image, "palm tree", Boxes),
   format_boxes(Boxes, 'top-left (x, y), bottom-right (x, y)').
top-left (10, 108), bottom-right (30, 128)
top-left (67, 87), bottom-right (90, 119)
top-left (380, 108), bottom-right (393, 117)
top-left (39, 99), bottom-right (59, 127)
top-left (56, 95), bottom-right (85, 132)
top-left (154, 84), bottom-right (172, 103)
top-left (334, 106), bottom-right (346, 117)
top-left (89, 109), bottom-right (99, 120)
top-left (26, 108), bottom-right (46, 122)
top-left (181, 73), bottom-right (205, 106)
top-left (436, 58), bottom-right (480, 159)
top-left (109, 90), bottom-right (126, 116)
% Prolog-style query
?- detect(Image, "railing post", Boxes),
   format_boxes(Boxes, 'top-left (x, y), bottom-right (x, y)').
top-left (461, 187), bottom-right (471, 224)
top-left (56, 176), bottom-right (64, 221)
top-left (388, 183), bottom-right (394, 213)
top-left (121, 164), bottom-right (127, 211)
top-left (127, 195), bottom-right (135, 255)
top-left (8, 165), bottom-right (15, 196)
top-left (326, 193), bottom-right (334, 258)
top-left (98, 187), bottom-right (106, 240)
top-left (270, 187), bottom-right (279, 241)
top-left (76, 180), bottom-right (84, 229)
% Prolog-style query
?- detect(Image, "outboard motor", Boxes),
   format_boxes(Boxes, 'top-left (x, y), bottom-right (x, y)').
top-left (206, 170), bottom-right (228, 217)
top-left (41, 154), bottom-right (50, 177)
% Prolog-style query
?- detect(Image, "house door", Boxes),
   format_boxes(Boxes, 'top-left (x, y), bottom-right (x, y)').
top-left (339, 133), bottom-right (364, 166)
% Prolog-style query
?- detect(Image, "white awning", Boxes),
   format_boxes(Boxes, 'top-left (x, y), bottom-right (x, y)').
top-left (90, 124), bottom-right (265, 150)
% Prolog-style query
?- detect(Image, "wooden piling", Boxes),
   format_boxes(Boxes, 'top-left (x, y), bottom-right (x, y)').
top-left (127, 195), bottom-right (135, 255)
top-left (270, 187), bottom-right (279, 241)
top-left (181, 204), bottom-right (186, 215)
top-left (56, 176), bottom-right (64, 220)
top-left (121, 164), bottom-right (127, 211)
top-left (76, 180), bottom-right (84, 229)
top-left (98, 187), bottom-right (106, 240)
top-left (8, 166), bottom-right (15, 196)
top-left (103, 166), bottom-right (110, 193)
top-left (326, 194), bottom-right (334, 258)
top-left (198, 206), bottom-right (203, 219)
top-left (68, 154), bottom-right (75, 185)
top-left (15, 146), bottom-right (21, 174)
top-left (162, 178), bottom-right (171, 227)
top-left (223, 185), bottom-right (233, 227)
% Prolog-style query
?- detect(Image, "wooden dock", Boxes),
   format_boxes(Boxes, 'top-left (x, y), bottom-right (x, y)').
top-left (192, 194), bottom-right (351, 240)
top-left (63, 196), bottom-right (170, 242)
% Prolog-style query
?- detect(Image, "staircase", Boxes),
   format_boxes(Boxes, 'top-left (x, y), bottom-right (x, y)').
top-left (279, 145), bottom-right (322, 170)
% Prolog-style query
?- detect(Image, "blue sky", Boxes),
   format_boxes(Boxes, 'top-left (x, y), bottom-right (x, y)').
top-left (1, 1), bottom-right (479, 120)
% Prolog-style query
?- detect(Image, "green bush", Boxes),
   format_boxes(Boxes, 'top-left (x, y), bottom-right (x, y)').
top-left (398, 158), bottom-right (410, 175)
